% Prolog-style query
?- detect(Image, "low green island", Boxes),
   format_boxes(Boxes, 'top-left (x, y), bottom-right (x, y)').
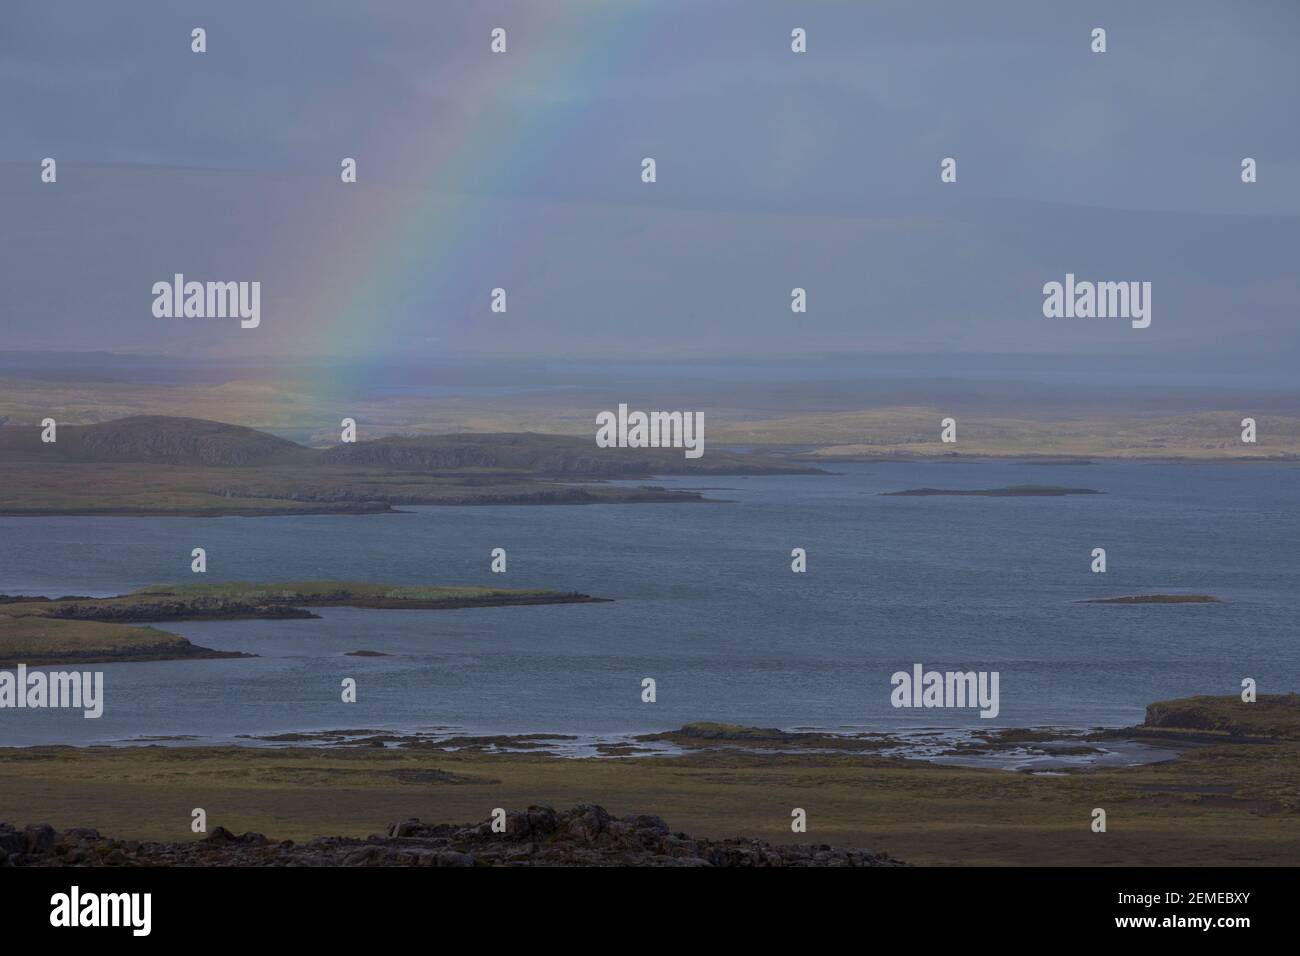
top-left (0, 581), bottom-right (608, 665)
top-left (0, 617), bottom-right (240, 667)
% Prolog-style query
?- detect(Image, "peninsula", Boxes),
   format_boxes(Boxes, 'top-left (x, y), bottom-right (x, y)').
top-left (0, 416), bottom-right (821, 516)
top-left (0, 581), bottom-right (608, 666)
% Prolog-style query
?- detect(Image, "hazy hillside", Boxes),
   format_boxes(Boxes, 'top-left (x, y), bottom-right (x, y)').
top-left (0, 415), bottom-right (823, 515)
top-left (0, 415), bottom-right (313, 466)
top-left (0, 416), bottom-right (815, 476)
top-left (318, 431), bottom-right (816, 476)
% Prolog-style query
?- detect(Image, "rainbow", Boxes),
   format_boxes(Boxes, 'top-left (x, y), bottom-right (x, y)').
top-left (274, 8), bottom-right (655, 386)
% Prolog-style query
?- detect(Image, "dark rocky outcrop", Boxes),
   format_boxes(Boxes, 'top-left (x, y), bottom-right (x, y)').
top-left (2, 805), bottom-right (905, 867)
top-left (1140, 693), bottom-right (1300, 741)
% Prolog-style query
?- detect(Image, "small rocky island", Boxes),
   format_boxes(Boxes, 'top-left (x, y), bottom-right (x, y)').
top-left (881, 485), bottom-right (1103, 497)
top-left (1080, 594), bottom-right (1222, 604)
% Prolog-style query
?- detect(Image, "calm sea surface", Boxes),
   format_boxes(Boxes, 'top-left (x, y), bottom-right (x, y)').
top-left (2, 460), bottom-right (1297, 746)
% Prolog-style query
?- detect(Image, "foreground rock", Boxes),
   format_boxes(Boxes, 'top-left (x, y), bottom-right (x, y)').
top-left (1, 805), bottom-right (904, 868)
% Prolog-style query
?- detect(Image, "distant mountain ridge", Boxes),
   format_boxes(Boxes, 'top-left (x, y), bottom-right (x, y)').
top-left (0, 415), bottom-right (818, 477)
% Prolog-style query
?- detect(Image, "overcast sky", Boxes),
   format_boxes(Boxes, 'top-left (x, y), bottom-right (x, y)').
top-left (2, 0), bottom-right (1297, 371)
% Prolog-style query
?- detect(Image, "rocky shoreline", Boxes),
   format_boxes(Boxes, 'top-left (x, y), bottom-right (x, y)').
top-left (222, 696), bottom-right (1300, 769)
top-left (1, 805), bottom-right (905, 868)
top-left (2, 695), bottom-right (1295, 867)
top-left (225, 720), bottom-right (1181, 771)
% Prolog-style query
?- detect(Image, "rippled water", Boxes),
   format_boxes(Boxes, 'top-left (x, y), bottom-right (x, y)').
top-left (2, 459), bottom-right (1297, 746)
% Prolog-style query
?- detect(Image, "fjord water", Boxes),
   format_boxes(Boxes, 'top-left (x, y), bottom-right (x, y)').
top-left (2, 460), bottom-right (1297, 746)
